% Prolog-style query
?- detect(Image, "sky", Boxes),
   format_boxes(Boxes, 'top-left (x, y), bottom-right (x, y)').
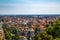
top-left (0, 0), bottom-right (60, 15)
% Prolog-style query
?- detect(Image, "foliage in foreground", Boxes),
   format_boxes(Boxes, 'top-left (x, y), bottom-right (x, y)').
top-left (2, 24), bottom-right (19, 40)
top-left (2, 18), bottom-right (60, 40)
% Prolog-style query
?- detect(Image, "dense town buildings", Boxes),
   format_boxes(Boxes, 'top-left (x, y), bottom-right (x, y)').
top-left (0, 15), bottom-right (60, 40)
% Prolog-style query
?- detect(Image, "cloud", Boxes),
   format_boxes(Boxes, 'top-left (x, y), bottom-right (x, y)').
top-left (0, 2), bottom-right (60, 15)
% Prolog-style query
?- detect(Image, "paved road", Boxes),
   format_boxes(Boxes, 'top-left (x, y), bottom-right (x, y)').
top-left (0, 23), bottom-right (5, 40)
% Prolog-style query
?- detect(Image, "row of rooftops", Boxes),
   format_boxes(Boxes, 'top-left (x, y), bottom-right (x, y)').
top-left (0, 16), bottom-right (59, 30)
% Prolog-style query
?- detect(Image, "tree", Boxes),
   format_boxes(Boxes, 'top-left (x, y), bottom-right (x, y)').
top-left (34, 28), bottom-right (38, 40)
top-left (27, 31), bottom-right (31, 40)
top-left (46, 18), bottom-right (60, 38)
top-left (27, 22), bottom-right (33, 28)
top-left (2, 24), bottom-right (19, 40)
